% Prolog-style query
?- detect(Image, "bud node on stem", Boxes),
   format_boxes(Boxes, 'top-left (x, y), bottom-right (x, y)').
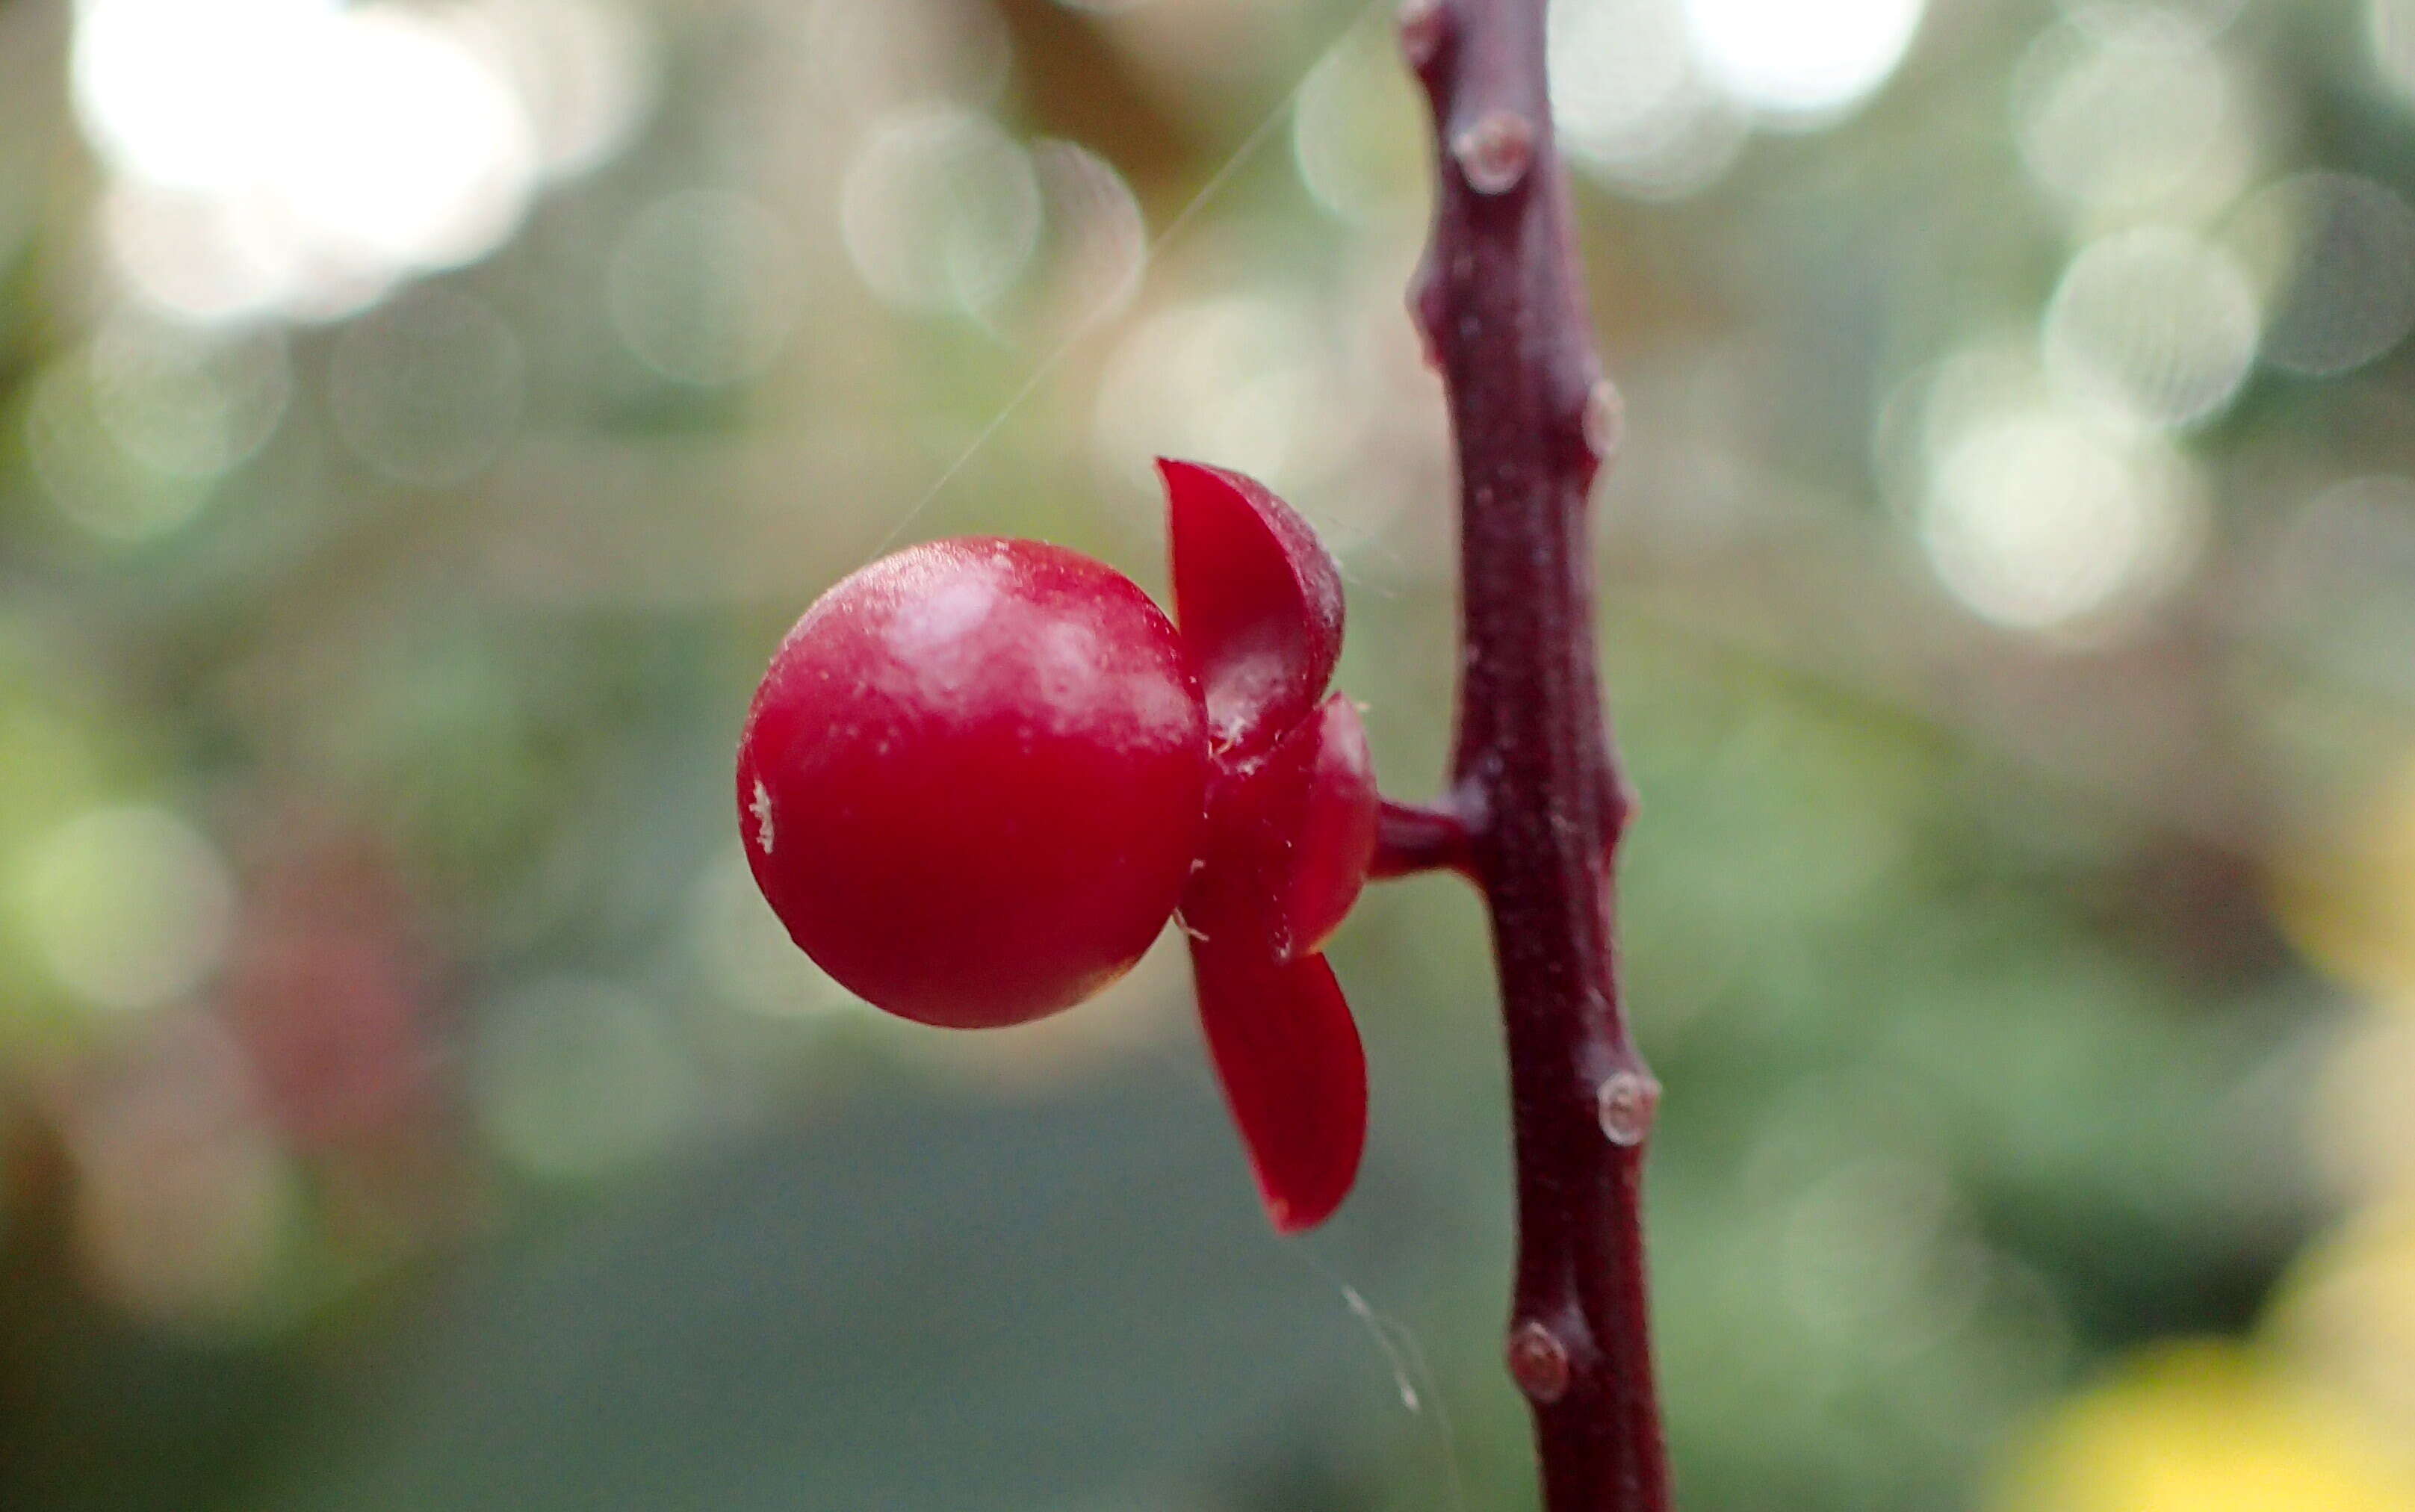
top-left (1452, 110), bottom-right (1534, 195)
top-left (1596, 1069), bottom-right (1661, 1147)
top-left (1398, 0), bottom-right (1448, 71)
top-left (1507, 1319), bottom-right (1574, 1404)
top-left (1582, 380), bottom-right (1624, 462)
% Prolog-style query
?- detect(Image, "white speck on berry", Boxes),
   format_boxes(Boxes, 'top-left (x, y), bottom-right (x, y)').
top-left (751, 780), bottom-right (776, 855)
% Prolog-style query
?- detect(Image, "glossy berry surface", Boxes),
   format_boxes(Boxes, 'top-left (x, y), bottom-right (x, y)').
top-left (737, 537), bottom-right (1209, 1029)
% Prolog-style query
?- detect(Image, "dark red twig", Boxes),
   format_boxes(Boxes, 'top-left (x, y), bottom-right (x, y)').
top-left (1385, 1), bottom-right (1670, 1507)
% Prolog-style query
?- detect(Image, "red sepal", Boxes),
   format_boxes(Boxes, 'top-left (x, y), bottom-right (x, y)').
top-left (1277, 695), bottom-right (1378, 955)
top-left (1159, 458), bottom-right (1345, 756)
top-left (1187, 938), bottom-right (1367, 1234)
top-left (1182, 693), bottom-right (1377, 961)
top-left (1161, 460), bottom-right (1371, 1233)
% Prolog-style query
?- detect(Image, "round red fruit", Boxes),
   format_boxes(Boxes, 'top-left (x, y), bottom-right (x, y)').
top-left (737, 538), bottom-right (1209, 1028)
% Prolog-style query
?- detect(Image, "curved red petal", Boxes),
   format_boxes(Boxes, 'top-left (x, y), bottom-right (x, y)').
top-left (1159, 458), bottom-right (1344, 755)
top-left (1188, 939), bottom-right (1366, 1233)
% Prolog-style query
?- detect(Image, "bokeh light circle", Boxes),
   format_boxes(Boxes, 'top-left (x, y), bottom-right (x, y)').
top-left (87, 316), bottom-right (293, 479)
top-left (12, 806), bottom-right (237, 1014)
top-left (473, 976), bottom-right (701, 1179)
top-left (72, 0), bottom-right (335, 196)
top-left (72, 0), bottom-right (603, 320)
top-left (25, 356), bottom-right (212, 543)
top-left (1680, 0), bottom-right (1926, 126)
top-left (1552, 0), bottom-right (1748, 199)
top-left (468, 0), bottom-right (656, 178)
top-left (840, 107), bottom-right (1043, 316)
top-left (607, 190), bottom-right (802, 385)
top-left (993, 140), bottom-right (1149, 344)
top-left (1091, 293), bottom-right (1364, 513)
top-left (276, 4), bottom-right (536, 272)
top-left (2230, 172), bottom-right (2415, 377)
top-left (1920, 404), bottom-right (2202, 635)
top-left (2042, 227), bottom-right (2259, 430)
top-left (2013, 13), bottom-right (2249, 214)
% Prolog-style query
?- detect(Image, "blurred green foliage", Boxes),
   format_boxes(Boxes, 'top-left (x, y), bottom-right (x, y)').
top-left (4, 1), bottom-right (2415, 1511)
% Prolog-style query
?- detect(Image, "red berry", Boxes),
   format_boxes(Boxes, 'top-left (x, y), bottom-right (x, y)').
top-left (737, 538), bottom-right (1209, 1029)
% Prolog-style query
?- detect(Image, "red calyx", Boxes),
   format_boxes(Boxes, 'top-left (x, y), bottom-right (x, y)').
top-left (1162, 459), bottom-right (1375, 1234)
top-left (736, 464), bottom-right (1374, 1231)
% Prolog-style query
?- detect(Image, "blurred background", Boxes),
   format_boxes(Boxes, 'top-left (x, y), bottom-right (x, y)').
top-left (1, 0), bottom-right (2413, 1508)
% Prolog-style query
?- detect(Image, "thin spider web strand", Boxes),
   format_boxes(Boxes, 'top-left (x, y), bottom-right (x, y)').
top-left (868, 0), bottom-right (1389, 557)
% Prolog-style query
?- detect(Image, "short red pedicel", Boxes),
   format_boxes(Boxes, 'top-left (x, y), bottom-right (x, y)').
top-left (737, 464), bottom-right (1374, 1230)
